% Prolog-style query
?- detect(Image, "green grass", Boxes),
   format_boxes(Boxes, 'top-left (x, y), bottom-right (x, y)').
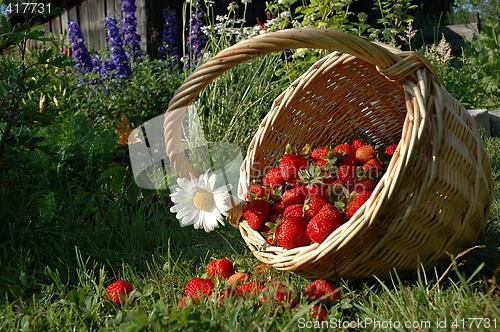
top-left (0, 138), bottom-right (498, 331)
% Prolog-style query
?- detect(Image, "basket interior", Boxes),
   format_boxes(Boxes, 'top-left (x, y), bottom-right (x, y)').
top-left (245, 51), bottom-right (407, 181)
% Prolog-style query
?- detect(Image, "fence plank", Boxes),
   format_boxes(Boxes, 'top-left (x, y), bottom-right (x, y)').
top-left (88, 0), bottom-right (106, 51)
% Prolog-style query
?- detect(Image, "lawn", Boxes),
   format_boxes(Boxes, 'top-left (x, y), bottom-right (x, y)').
top-left (1, 1), bottom-right (499, 331)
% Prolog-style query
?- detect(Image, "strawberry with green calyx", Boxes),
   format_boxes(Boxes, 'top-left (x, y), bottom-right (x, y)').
top-left (311, 145), bottom-right (337, 169)
top-left (333, 143), bottom-right (355, 157)
top-left (206, 258), bottom-right (235, 279)
top-left (246, 184), bottom-right (269, 200)
top-left (243, 199), bottom-right (270, 230)
top-left (276, 216), bottom-right (310, 249)
top-left (345, 190), bottom-right (372, 219)
top-left (279, 144), bottom-right (310, 183)
top-left (355, 144), bottom-right (376, 163)
top-left (298, 164), bottom-right (329, 196)
top-left (105, 280), bottom-right (134, 306)
top-left (304, 195), bottom-right (328, 220)
top-left (262, 167), bottom-right (286, 189)
top-left (306, 204), bottom-right (346, 243)
top-left (258, 220), bottom-right (279, 245)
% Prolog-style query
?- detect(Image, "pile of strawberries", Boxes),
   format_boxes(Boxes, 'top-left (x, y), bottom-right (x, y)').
top-left (179, 257), bottom-right (340, 321)
top-left (243, 138), bottom-right (397, 249)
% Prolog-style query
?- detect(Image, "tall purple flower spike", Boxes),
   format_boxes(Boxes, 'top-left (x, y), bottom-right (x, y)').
top-left (121, 0), bottom-right (142, 58)
top-left (159, 7), bottom-right (181, 65)
top-left (186, 6), bottom-right (205, 66)
top-left (68, 19), bottom-right (93, 74)
top-left (104, 16), bottom-right (132, 78)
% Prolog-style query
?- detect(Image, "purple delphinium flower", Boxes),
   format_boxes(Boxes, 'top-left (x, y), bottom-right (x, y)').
top-left (121, 0), bottom-right (141, 58)
top-left (104, 16), bottom-right (132, 78)
top-left (68, 19), bottom-right (93, 74)
top-left (159, 7), bottom-right (181, 65)
top-left (186, 6), bottom-right (205, 65)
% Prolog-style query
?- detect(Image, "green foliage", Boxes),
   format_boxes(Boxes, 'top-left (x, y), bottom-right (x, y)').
top-left (0, 15), bottom-right (72, 161)
top-left (461, 19), bottom-right (500, 109)
top-left (372, 0), bottom-right (418, 45)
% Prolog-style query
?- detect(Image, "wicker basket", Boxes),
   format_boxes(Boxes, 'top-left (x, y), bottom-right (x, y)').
top-left (164, 29), bottom-right (494, 280)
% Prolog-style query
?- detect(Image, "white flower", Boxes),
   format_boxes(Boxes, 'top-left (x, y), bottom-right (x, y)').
top-left (169, 170), bottom-right (233, 232)
top-left (241, 0), bottom-right (252, 4)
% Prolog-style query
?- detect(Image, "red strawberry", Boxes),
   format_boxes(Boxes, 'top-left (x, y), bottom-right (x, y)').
top-left (350, 137), bottom-right (365, 150)
top-left (338, 154), bottom-right (358, 167)
top-left (178, 296), bottom-right (190, 309)
top-left (206, 258), bottom-right (235, 279)
top-left (283, 204), bottom-right (305, 220)
top-left (255, 263), bottom-right (271, 275)
top-left (281, 187), bottom-right (306, 207)
top-left (237, 281), bottom-right (262, 297)
top-left (345, 190), bottom-right (372, 219)
top-left (306, 204), bottom-right (346, 243)
top-left (261, 167), bottom-right (285, 189)
top-left (352, 178), bottom-right (378, 193)
top-left (311, 305), bottom-right (328, 321)
top-left (276, 217), bottom-right (310, 249)
top-left (270, 202), bottom-right (285, 215)
top-left (261, 281), bottom-right (297, 308)
top-left (311, 146), bottom-right (333, 168)
top-left (279, 154), bottom-right (309, 183)
top-left (355, 144), bottom-right (376, 163)
top-left (105, 280), bottom-right (134, 305)
top-left (362, 158), bottom-right (384, 177)
top-left (246, 185), bottom-right (268, 200)
top-left (184, 277), bottom-right (214, 301)
top-left (228, 272), bottom-right (251, 286)
top-left (258, 222), bottom-right (277, 245)
top-left (336, 165), bottom-right (357, 185)
top-left (303, 279), bottom-right (340, 303)
top-left (243, 199), bottom-right (270, 230)
top-left (384, 143), bottom-right (398, 156)
top-left (304, 195), bottom-right (328, 219)
top-left (333, 143), bottom-right (355, 157)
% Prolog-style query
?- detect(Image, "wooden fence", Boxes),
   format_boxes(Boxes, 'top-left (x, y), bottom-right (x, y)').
top-left (28, 1), bottom-right (481, 59)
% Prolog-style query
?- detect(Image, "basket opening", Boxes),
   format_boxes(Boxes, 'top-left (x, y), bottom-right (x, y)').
top-left (246, 53), bottom-right (407, 176)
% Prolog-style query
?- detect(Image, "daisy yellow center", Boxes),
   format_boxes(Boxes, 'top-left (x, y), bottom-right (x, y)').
top-left (192, 189), bottom-right (215, 211)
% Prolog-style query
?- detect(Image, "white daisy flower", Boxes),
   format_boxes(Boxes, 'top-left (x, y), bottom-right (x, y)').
top-left (169, 170), bottom-right (234, 232)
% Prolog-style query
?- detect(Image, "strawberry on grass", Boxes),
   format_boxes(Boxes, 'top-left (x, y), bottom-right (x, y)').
top-left (303, 279), bottom-right (341, 304)
top-left (206, 257), bottom-right (235, 279)
top-left (105, 280), bottom-right (134, 306)
top-left (184, 277), bottom-right (214, 302)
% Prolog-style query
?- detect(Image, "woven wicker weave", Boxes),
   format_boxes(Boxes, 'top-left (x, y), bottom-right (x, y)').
top-left (164, 29), bottom-right (493, 280)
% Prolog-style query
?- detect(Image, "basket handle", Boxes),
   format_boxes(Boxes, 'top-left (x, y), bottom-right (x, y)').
top-left (164, 28), bottom-right (434, 178)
